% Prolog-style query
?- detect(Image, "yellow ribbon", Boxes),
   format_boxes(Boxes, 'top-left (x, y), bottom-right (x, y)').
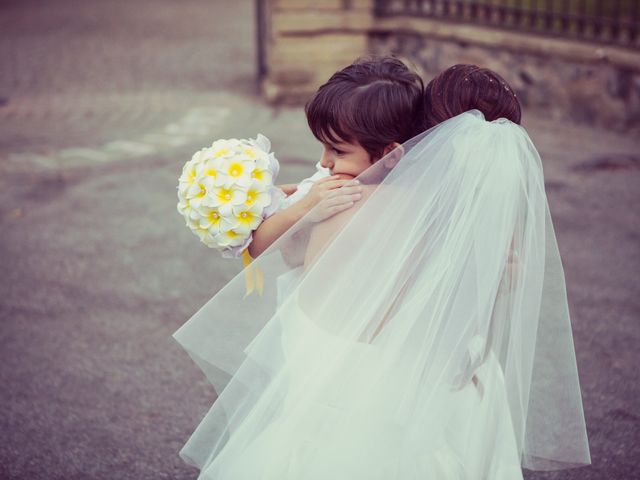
top-left (242, 248), bottom-right (264, 298)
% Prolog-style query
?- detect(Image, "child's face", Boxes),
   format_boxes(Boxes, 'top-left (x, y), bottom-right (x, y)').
top-left (319, 136), bottom-right (373, 180)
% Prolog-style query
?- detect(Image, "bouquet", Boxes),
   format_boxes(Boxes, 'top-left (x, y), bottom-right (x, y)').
top-left (177, 134), bottom-right (285, 259)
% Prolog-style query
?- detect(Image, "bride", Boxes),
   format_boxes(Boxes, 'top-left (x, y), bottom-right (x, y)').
top-left (172, 64), bottom-right (591, 479)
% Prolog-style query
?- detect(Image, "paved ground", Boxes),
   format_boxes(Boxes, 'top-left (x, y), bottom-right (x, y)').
top-left (0, 1), bottom-right (639, 479)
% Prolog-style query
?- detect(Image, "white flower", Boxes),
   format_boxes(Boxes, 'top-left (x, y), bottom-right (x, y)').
top-left (190, 221), bottom-right (217, 247)
top-left (217, 156), bottom-right (255, 189)
top-left (249, 133), bottom-right (271, 154)
top-left (197, 207), bottom-right (225, 234)
top-left (195, 156), bottom-right (227, 188)
top-left (208, 139), bottom-right (239, 159)
top-left (206, 184), bottom-right (248, 215)
top-left (215, 228), bottom-right (249, 248)
top-left (176, 134), bottom-right (282, 254)
top-left (249, 134), bottom-right (280, 178)
top-left (177, 195), bottom-right (190, 215)
top-left (244, 179), bottom-right (272, 210)
top-left (228, 203), bottom-right (264, 235)
top-left (178, 158), bottom-right (199, 189)
top-left (183, 178), bottom-right (209, 210)
top-left (250, 156), bottom-right (273, 185)
top-left (190, 148), bottom-right (208, 164)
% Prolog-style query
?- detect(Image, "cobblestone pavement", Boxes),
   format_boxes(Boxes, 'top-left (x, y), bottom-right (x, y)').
top-left (1, 1), bottom-right (639, 480)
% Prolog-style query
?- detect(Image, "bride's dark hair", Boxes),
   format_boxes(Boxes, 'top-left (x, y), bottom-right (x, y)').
top-left (424, 64), bottom-right (522, 128)
top-left (305, 55), bottom-right (424, 160)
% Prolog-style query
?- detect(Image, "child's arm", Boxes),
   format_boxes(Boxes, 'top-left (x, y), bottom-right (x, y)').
top-left (248, 200), bottom-right (311, 258)
top-left (248, 176), bottom-right (361, 258)
top-left (277, 183), bottom-right (298, 196)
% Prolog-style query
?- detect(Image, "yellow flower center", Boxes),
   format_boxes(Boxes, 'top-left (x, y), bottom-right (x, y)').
top-left (196, 184), bottom-right (206, 198)
top-left (241, 212), bottom-right (247, 218)
top-left (214, 148), bottom-right (230, 158)
top-left (205, 167), bottom-right (217, 177)
top-left (246, 191), bottom-right (256, 205)
top-left (208, 211), bottom-right (220, 223)
top-left (218, 188), bottom-right (233, 203)
top-left (244, 148), bottom-right (257, 158)
top-left (252, 169), bottom-right (264, 181)
top-left (226, 230), bottom-right (239, 238)
top-left (228, 162), bottom-right (243, 177)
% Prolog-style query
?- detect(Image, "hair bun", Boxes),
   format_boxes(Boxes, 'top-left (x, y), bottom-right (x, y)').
top-left (424, 64), bottom-right (522, 129)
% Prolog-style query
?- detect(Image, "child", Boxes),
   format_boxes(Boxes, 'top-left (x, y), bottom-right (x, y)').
top-left (248, 55), bottom-right (424, 259)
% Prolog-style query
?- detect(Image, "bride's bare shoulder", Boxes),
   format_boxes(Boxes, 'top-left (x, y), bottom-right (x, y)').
top-left (359, 183), bottom-right (377, 199)
top-left (317, 182), bottom-right (376, 230)
top-left (303, 183), bottom-right (379, 270)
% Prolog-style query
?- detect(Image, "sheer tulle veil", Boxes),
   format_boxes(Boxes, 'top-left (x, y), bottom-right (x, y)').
top-left (172, 110), bottom-right (591, 476)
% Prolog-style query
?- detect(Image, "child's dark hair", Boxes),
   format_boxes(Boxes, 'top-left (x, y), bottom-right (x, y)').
top-left (424, 64), bottom-right (522, 128)
top-left (305, 56), bottom-right (425, 161)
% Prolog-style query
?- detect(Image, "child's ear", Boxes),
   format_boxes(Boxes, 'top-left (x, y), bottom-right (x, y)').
top-left (381, 142), bottom-right (404, 169)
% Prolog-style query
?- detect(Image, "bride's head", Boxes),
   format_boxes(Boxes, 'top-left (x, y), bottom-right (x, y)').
top-left (305, 56), bottom-right (424, 179)
top-left (424, 64), bottom-right (521, 128)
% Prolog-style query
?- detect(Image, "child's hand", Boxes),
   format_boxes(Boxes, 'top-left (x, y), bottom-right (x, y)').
top-left (302, 176), bottom-right (364, 223)
top-left (277, 183), bottom-right (298, 196)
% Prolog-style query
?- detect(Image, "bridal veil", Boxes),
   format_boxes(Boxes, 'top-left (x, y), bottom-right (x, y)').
top-left (172, 110), bottom-right (591, 477)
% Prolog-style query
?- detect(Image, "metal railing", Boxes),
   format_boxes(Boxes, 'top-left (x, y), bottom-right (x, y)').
top-left (374, 0), bottom-right (640, 48)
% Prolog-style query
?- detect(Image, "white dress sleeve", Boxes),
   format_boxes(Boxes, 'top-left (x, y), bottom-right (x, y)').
top-left (279, 161), bottom-right (331, 210)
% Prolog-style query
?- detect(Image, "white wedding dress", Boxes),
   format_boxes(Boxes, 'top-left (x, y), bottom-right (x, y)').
top-left (173, 111), bottom-right (590, 479)
top-left (204, 295), bottom-right (523, 480)
top-left (236, 161), bottom-right (522, 479)
top-left (199, 256), bottom-right (524, 480)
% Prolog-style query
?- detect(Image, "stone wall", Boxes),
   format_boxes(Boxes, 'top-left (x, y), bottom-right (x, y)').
top-left (261, 0), bottom-right (640, 133)
top-left (369, 18), bottom-right (640, 133)
top-left (260, 0), bottom-right (374, 104)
